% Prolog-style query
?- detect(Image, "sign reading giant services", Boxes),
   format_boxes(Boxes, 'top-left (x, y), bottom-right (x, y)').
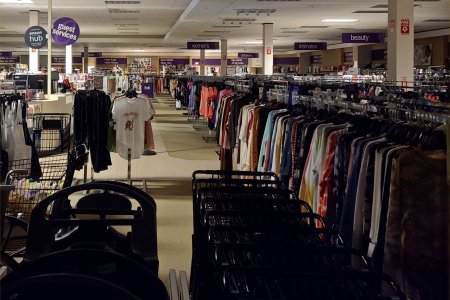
top-left (52, 17), bottom-right (80, 46)
top-left (294, 42), bottom-right (327, 51)
top-left (342, 33), bottom-right (385, 44)
top-left (24, 26), bottom-right (48, 49)
top-left (187, 42), bottom-right (220, 50)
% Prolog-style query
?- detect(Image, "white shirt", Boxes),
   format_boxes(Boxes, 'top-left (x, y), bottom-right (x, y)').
top-left (112, 96), bottom-right (151, 159)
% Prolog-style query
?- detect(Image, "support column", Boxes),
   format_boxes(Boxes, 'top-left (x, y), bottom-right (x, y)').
top-left (299, 53), bottom-right (311, 74)
top-left (352, 46), bottom-right (359, 68)
top-left (65, 45), bottom-right (72, 75)
top-left (387, 0), bottom-right (414, 84)
top-left (83, 46), bottom-right (88, 73)
top-left (200, 49), bottom-right (205, 75)
top-left (263, 23), bottom-right (273, 75)
top-left (221, 39), bottom-right (227, 76)
top-left (29, 10), bottom-right (39, 73)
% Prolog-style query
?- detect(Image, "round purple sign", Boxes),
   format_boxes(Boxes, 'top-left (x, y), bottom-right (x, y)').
top-left (52, 17), bottom-right (80, 46)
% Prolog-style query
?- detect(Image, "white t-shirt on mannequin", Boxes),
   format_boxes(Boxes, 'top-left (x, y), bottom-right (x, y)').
top-left (112, 96), bottom-right (151, 159)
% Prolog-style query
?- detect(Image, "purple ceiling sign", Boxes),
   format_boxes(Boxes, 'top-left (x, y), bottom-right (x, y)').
top-left (80, 52), bottom-right (102, 57)
top-left (294, 42), bottom-right (327, 51)
top-left (273, 57), bottom-right (299, 65)
top-left (96, 57), bottom-right (127, 64)
top-left (371, 49), bottom-right (387, 61)
top-left (159, 58), bottom-right (190, 66)
top-left (192, 58), bottom-right (221, 65)
top-left (52, 17), bottom-right (80, 46)
top-left (187, 42), bottom-right (220, 50)
top-left (228, 58), bottom-right (248, 66)
top-left (342, 33), bottom-right (385, 44)
top-left (52, 57), bottom-right (83, 64)
top-left (0, 57), bottom-right (19, 63)
top-left (310, 55), bottom-right (323, 64)
top-left (0, 52), bottom-right (12, 57)
top-left (238, 53), bottom-right (259, 58)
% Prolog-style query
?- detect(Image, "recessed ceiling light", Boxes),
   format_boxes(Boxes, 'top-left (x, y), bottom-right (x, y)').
top-left (322, 19), bottom-right (358, 23)
top-left (0, 0), bottom-right (33, 3)
top-left (245, 41), bottom-right (263, 44)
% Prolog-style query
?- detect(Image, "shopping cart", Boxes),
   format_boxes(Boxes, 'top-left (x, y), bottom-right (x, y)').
top-left (32, 113), bottom-right (71, 157)
top-left (1, 144), bottom-right (88, 265)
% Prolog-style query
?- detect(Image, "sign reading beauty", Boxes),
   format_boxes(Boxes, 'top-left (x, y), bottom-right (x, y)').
top-left (342, 33), bottom-right (385, 44)
top-left (187, 42), bottom-right (220, 50)
top-left (52, 17), bottom-right (80, 45)
top-left (294, 42), bottom-right (327, 51)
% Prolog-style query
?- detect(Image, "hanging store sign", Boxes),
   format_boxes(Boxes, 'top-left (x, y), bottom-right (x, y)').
top-left (80, 52), bottom-right (102, 57)
top-left (96, 57), bottom-right (127, 64)
top-left (187, 42), bottom-right (219, 49)
top-left (227, 58), bottom-right (248, 66)
top-left (344, 52), bottom-right (353, 63)
top-left (142, 82), bottom-right (154, 98)
top-left (294, 42), bottom-right (327, 51)
top-left (274, 57), bottom-right (299, 65)
top-left (238, 53), bottom-right (259, 58)
top-left (24, 26), bottom-right (48, 49)
top-left (192, 58), bottom-right (221, 65)
top-left (342, 33), bottom-right (385, 44)
top-left (0, 57), bottom-right (19, 63)
top-left (0, 52), bottom-right (12, 57)
top-left (52, 17), bottom-right (80, 46)
top-left (310, 55), bottom-right (322, 64)
top-left (52, 57), bottom-right (83, 64)
top-left (159, 58), bottom-right (190, 66)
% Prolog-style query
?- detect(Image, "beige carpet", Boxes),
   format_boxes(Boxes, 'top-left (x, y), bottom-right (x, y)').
top-left (153, 95), bottom-right (219, 160)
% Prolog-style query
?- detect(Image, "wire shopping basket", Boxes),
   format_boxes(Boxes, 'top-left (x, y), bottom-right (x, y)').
top-left (4, 144), bottom-right (87, 222)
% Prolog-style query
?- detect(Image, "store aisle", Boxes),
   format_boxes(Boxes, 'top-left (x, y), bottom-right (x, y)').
top-left (73, 94), bottom-right (220, 288)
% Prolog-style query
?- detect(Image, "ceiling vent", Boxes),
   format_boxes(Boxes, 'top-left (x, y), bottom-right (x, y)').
top-left (300, 26), bottom-right (330, 28)
top-left (108, 8), bottom-right (140, 13)
top-left (423, 19), bottom-right (450, 22)
top-left (105, 1), bottom-right (140, 4)
top-left (204, 30), bottom-right (230, 33)
top-left (353, 10), bottom-right (388, 13)
top-left (281, 31), bottom-right (308, 33)
top-left (212, 25), bottom-right (242, 28)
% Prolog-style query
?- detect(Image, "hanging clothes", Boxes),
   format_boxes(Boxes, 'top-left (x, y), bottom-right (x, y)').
top-left (73, 90), bottom-right (112, 172)
top-left (111, 92), bottom-right (151, 159)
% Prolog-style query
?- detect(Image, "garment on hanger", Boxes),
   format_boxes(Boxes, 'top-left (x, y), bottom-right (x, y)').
top-left (112, 94), bottom-right (151, 159)
top-left (73, 90), bottom-right (112, 172)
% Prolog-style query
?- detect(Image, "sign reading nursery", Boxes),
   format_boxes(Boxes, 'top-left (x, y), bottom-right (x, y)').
top-left (24, 26), bottom-right (48, 49)
top-left (52, 17), bottom-right (80, 46)
top-left (187, 42), bottom-right (220, 50)
top-left (342, 33), bottom-right (385, 44)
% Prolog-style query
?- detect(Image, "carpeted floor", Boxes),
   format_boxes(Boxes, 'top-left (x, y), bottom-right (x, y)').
top-left (154, 95), bottom-right (218, 160)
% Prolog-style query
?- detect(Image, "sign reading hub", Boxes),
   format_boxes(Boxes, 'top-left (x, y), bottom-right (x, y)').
top-left (24, 26), bottom-right (48, 49)
top-left (52, 17), bottom-right (80, 46)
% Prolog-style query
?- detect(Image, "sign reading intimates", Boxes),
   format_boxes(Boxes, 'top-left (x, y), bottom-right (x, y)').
top-left (294, 42), bottom-right (327, 51)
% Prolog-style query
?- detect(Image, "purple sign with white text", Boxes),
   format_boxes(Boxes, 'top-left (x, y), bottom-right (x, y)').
top-left (238, 53), bottom-right (259, 58)
top-left (342, 33), bottom-right (385, 44)
top-left (187, 42), bottom-right (220, 50)
top-left (294, 42), bottom-right (327, 51)
top-left (52, 17), bottom-right (80, 46)
top-left (159, 58), bottom-right (190, 66)
top-left (0, 52), bottom-right (12, 57)
top-left (0, 57), bottom-right (19, 63)
top-left (96, 57), bottom-right (127, 64)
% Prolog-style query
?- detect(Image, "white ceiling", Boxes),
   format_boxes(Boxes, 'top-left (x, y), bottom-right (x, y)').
top-left (0, 0), bottom-right (449, 56)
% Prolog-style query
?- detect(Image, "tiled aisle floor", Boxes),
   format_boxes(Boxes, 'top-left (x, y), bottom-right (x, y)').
top-left (73, 94), bottom-right (220, 288)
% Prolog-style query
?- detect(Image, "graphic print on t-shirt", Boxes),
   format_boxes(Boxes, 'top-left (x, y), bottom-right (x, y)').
top-left (123, 112), bottom-right (138, 131)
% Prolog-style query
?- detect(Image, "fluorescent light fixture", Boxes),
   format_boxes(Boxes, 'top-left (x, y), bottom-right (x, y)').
top-left (0, 0), bottom-right (33, 3)
top-left (245, 41), bottom-right (263, 44)
top-left (132, 49), bottom-right (146, 52)
top-left (322, 19), bottom-right (358, 23)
